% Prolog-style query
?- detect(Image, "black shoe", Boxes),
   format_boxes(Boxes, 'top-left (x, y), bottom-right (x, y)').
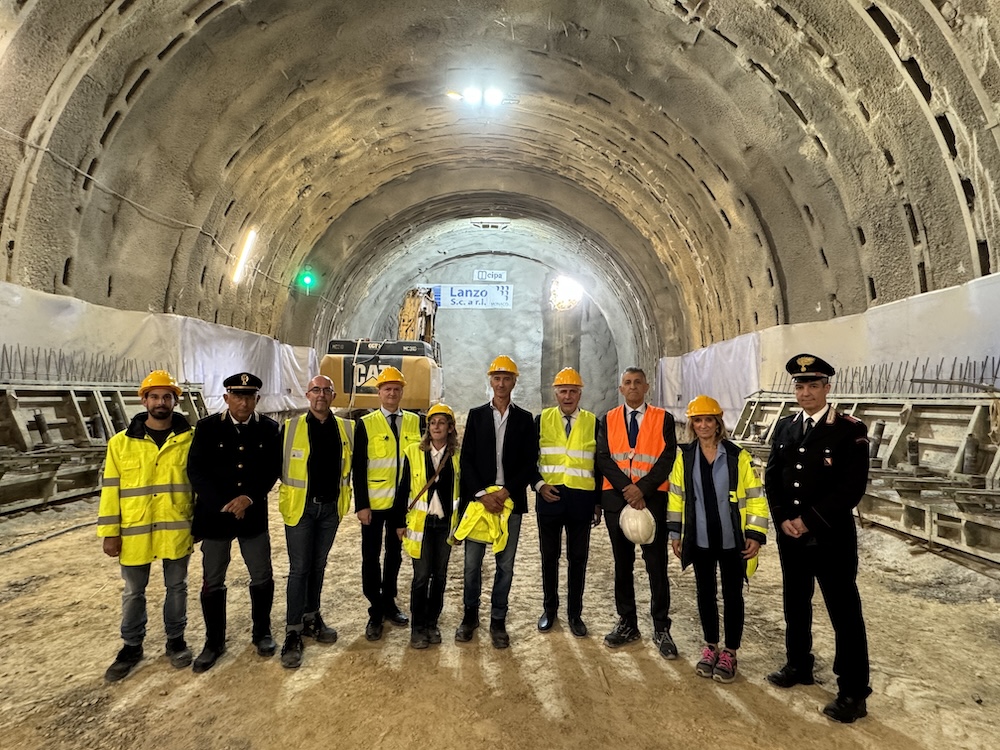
top-left (253, 633), bottom-right (277, 657)
top-left (385, 608), bottom-right (409, 627)
top-left (365, 618), bottom-right (384, 642)
top-left (427, 624), bottom-right (442, 645)
top-left (537, 611), bottom-right (556, 632)
top-left (104, 643), bottom-right (143, 682)
top-left (489, 618), bottom-right (510, 649)
top-left (766, 663), bottom-right (816, 688)
top-left (410, 628), bottom-right (430, 650)
top-left (568, 616), bottom-right (588, 638)
top-left (303, 613), bottom-right (338, 644)
top-left (455, 610), bottom-right (479, 643)
top-left (823, 695), bottom-right (868, 723)
top-left (603, 618), bottom-right (640, 648)
top-left (165, 637), bottom-right (192, 669)
top-left (192, 642), bottom-right (225, 673)
top-left (280, 631), bottom-right (304, 669)
top-left (652, 629), bottom-right (678, 660)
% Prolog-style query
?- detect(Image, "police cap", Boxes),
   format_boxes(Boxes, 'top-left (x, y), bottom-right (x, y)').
top-left (785, 353), bottom-right (835, 382)
top-left (224, 372), bottom-right (263, 393)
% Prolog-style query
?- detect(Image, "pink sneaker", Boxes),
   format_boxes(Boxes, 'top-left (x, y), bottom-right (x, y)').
top-left (713, 649), bottom-right (738, 683)
top-left (695, 645), bottom-right (718, 678)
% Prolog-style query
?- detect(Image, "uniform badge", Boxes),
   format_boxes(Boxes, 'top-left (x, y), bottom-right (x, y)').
top-left (241, 374), bottom-right (249, 385)
top-left (796, 355), bottom-right (816, 372)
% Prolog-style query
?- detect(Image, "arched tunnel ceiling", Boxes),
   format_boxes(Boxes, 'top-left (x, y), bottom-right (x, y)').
top-left (1, 0), bottom-right (999, 358)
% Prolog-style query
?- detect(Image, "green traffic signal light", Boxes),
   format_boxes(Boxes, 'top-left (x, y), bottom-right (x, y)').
top-left (297, 265), bottom-right (315, 293)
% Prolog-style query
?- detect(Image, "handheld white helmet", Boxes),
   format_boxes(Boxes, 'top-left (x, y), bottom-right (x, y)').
top-left (620, 505), bottom-right (656, 545)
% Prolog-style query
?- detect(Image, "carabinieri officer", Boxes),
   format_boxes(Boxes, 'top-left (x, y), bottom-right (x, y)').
top-left (764, 354), bottom-right (871, 723)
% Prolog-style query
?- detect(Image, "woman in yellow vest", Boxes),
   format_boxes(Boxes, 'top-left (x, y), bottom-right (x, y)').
top-left (394, 403), bottom-right (461, 649)
top-left (666, 395), bottom-right (769, 684)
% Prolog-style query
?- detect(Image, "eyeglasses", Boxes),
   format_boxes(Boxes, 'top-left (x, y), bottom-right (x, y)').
top-left (308, 387), bottom-right (334, 395)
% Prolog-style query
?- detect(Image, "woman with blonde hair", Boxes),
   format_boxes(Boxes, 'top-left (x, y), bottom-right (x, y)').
top-left (666, 395), bottom-right (769, 683)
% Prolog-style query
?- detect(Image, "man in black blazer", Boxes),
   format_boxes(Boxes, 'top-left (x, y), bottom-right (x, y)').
top-left (764, 354), bottom-right (871, 723)
top-left (455, 355), bottom-right (540, 649)
top-left (187, 372), bottom-right (281, 673)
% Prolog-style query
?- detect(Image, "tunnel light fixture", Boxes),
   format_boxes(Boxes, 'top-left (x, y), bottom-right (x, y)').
top-left (232, 227), bottom-right (257, 284)
top-left (448, 86), bottom-right (514, 106)
top-left (484, 87), bottom-right (504, 106)
top-left (549, 275), bottom-right (584, 311)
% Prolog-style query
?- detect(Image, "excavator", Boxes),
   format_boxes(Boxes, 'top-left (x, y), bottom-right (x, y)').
top-left (319, 288), bottom-right (443, 412)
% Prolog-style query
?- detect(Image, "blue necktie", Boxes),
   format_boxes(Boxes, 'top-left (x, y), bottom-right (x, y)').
top-left (627, 410), bottom-right (639, 449)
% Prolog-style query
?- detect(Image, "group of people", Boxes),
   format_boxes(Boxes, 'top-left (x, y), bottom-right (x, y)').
top-left (97, 351), bottom-right (872, 723)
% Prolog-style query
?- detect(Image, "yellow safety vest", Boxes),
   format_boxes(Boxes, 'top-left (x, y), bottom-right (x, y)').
top-left (402, 443), bottom-right (461, 559)
top-left (279, 413), bottom-right (354, 525)
top-left (361, 410), bottom-right (421, 511)
top-left (97, 419), bottom-right (194, 566)
top-left (454, 487), bottom-right (514, 554)
top-left (667, 444), bottom-right (769, 577)
top-left (538, 408), bottom-right (597, 491)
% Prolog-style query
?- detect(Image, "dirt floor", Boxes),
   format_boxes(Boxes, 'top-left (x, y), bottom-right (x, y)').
top-left (1, 495), bottom-right (999, 750)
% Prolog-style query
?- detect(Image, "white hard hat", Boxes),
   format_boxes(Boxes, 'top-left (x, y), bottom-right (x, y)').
top-left (620, 505), bottom-right (656, 545)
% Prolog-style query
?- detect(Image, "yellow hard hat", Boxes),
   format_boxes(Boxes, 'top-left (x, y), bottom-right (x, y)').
top-left (375, 365), bottom-right (406, 387)
top-left (552, 367), bottom-right (584, 387)
top-left (488, 355), bottom-right (519, 376)
top-left (138, 370), bottom-right (182, 398)
top-left (426, 403), bottom-right (455, 421)
top-left (686, 394), bottom-right (723, 418)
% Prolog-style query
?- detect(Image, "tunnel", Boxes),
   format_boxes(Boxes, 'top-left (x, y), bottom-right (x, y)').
top-left (4, 0), bottom-right (999, 414)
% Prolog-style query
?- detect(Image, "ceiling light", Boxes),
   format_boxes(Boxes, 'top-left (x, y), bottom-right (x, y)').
top-left (462, 86), bottom-right (482, 105)
top-left (232, 227), bottom-right (257, 284)
top-left (549, 276), bottom-right (584, 311)
top-left (484, 87), bottom-right (504, 106)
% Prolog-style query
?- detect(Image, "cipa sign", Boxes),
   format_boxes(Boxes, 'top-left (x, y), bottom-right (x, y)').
top-left (473, 270), bottom-right (507, 282)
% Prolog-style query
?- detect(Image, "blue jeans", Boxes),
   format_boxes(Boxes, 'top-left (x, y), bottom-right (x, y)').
top-left (120, 556), bottom-right (190, 646)
top-left (285, 501), bottom-right (341, 631)
top-left (462, 513), bottom-right (522, 621)
top-left (200, 532), bottom-right (273, 593)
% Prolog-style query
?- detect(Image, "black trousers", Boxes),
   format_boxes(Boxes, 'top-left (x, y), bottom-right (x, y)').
top-left (360, 508), bottom-right (403, 621)
top-left (776, 525), bottom-right (870, 698)
top-left (602, 490), bottom-right (671, 632)
top-left (537, 512), bottom-right (592, 618)
top-left (410, 516), bottom-right (452, 629)
top-left (691, 546), bottom-right (745, 650)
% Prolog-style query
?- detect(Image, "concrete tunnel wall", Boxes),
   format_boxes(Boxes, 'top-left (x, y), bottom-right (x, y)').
top-left (2, 0), bottom-right (1000, 408)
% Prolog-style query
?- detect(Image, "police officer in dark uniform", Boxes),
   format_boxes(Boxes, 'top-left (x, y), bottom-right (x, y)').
top-left (764, 354), bottom-right (871, 723)
top-left (187, 372), bottom-right (281, 672)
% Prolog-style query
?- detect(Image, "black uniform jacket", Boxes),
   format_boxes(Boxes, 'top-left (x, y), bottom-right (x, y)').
top-left (764, 408), bottom-right (869, 538)
top-left (595, 405), bottom-right (677, 512)
top-left (533, 413), bottom-right (602, 523)
top-left (459, 401), bottom-right (539, 518)
top-left (189, 411), bottom-right (281, 540)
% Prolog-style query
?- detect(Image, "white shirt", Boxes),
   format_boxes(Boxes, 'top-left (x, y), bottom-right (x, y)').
top-left (799, 404), bottom-right (829, 426)
top-left (625, 403), bottom-right (647, 429)
top-left (490, 400), bottom-right (511, 487)
top-left (561, 407), bottom-right (581, 434)
top-left (427, 445), bottom-right (446, 518)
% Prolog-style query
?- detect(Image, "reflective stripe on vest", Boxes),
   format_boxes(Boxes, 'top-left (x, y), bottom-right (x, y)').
top-left (601, 405), bottom-right (669, 491)
top-left (402, 442), bottom-right (460, 560)
top-left (279, 414), bottom-right (354, 525)
top-left (537, 408), bottom-right (597, 491)
top-left (362, 410), bottom-right (421, 511)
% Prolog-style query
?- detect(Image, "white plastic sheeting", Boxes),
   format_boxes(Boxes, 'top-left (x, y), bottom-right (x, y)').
top-left (658, 273), bottom-right (1000, 426)
top-left (0, 281), bottom-right (315, 414)
top-left (656, 333), bottom-right (761, 426)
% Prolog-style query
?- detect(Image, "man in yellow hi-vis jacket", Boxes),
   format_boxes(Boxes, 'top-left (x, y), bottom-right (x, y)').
top-left (97, 370), bottom-right (194, 682)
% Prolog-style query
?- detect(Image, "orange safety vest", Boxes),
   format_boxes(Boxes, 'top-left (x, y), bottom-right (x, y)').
top-left (602, 405), bottom-right (670, 492)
